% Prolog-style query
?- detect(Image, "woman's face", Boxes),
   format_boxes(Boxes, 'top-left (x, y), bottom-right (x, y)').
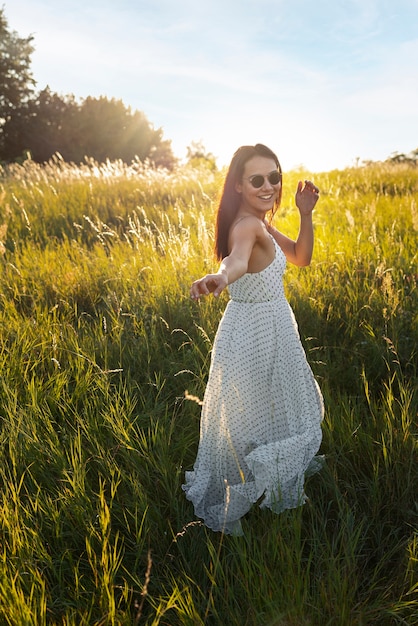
top-left (235, 155), bottom-right (281, 216)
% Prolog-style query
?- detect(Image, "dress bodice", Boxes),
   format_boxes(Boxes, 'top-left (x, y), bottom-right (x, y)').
top-left (228, 237), bottom-right (286, 303)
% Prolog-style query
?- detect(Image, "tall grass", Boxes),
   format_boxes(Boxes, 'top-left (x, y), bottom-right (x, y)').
top-left (0, 157), bottom-right (416, 625)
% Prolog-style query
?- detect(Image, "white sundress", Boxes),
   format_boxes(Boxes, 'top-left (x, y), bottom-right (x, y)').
top-left (182, 236), bottom-right (324, 535)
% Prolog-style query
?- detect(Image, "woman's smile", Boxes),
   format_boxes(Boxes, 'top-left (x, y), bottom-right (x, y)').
top-left (236, 155), bottom-right (281, 216)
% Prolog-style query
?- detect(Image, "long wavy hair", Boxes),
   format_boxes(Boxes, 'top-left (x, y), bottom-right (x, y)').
top-left (214, 143), bottom-right (282, 260)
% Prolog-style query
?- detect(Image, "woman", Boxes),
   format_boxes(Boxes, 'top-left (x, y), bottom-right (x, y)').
top-left (182, 143), bottom-right (324, 535)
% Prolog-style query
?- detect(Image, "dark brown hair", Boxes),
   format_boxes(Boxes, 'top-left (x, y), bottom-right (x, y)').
top-left (214, 143), bottom-right (282, 260)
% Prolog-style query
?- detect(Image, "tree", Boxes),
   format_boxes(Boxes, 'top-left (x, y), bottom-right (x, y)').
top-left (387, 148), bottom-right (418, 166)
top-left (148, 135), bottom-right (178, 169)
top-left (0, 8), bottom-right (35, 125)
top-left (1, 90), bottom-right (177, 168)
top-left (1, 87), bottom-right (78, 162)
top-left (186, 140), bottom-right (217, 171)
top-left (76, 96), bottom-right (167, 164)
top-left (77, 97), bottom-right (177, 168)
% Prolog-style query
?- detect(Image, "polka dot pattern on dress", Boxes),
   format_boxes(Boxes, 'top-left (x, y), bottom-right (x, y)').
top-left (182, 235), bottom-right (324, 535)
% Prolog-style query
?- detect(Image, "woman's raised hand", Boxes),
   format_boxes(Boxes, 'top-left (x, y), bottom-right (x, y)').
top-left (295, 180), bottom-right (320, 216)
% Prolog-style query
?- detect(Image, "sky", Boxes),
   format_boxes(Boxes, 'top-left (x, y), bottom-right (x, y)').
top-left (4, 0), bottom-right (418, 172)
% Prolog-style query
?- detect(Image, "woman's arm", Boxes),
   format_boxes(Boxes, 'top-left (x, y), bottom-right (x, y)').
top-left (267, 179), bottom-right (319, 267)
top-left (190, 217), bottom-right (260, 299)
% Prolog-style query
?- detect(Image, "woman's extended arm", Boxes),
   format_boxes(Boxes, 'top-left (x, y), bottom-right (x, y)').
top-left (190, 217), bottom-right (260, 300)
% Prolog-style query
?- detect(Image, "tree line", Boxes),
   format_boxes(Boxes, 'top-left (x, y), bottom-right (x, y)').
top-left (0, 8), bottom-right (176, 168)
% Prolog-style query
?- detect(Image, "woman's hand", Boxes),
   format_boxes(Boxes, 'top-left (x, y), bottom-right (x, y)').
top-left (295, 180), bottom-right (320, 216)
top-left (190, 272), bottom-right (228, 300)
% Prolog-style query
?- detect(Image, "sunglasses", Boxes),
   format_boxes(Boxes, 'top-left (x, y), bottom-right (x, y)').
top-left (245, 171), bottom-right (282, 189)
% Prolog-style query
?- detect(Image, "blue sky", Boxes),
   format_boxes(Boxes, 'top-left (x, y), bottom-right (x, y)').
top-left (4, 0), bottom-right (418, 171)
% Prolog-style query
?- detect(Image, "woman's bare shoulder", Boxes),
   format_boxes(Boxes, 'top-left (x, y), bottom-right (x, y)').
top-left (230, 215), bottom-right (266, 236)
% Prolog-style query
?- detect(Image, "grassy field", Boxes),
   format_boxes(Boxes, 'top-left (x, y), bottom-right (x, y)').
top-left (0, 155), bottom-right (416, 625)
